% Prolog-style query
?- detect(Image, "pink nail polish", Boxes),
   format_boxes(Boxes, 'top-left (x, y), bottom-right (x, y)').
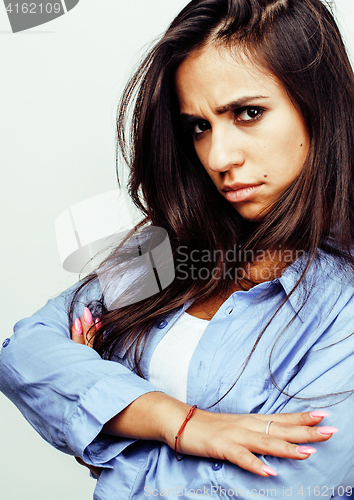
top-left (310, 410), bottom-right (330, 418)
top-left (74, 318), bottom-right (83, 335)
top-left (261, 465), bottom-right (277, 476)
top-left (297, 446), bottom-right (317, 455)
top-left (83, 307), bottom-right (93, 325)
top-left (95, 318), bottom-right (102, 331)
top-left (317, 426), bottom-right (339, 435)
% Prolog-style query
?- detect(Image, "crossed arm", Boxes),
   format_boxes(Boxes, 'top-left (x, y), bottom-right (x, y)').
top-left (71, 308), bottom-right (336, 479)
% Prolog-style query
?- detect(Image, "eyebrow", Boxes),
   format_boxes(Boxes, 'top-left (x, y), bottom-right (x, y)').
top-left (215, 95), bottom-right (269, 114)
top-left (180, 95), bottom-right (270, 121)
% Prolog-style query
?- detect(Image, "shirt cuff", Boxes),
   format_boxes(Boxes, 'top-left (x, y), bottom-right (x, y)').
top-left (66, 371), bottom-right (161, 466)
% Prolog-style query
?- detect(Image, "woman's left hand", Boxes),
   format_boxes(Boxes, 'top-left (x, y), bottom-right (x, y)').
top-left (71, 307), bottom-right (102, 477)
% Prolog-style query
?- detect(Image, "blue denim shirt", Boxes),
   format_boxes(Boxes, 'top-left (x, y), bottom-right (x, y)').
top-left (1, 253), bottom-right (354, 499)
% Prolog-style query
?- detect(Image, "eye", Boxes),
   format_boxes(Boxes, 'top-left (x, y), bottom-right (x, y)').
top-left (193, 120), bottom-right (211, 136)
top-left (181, 118), bottom-right (211, 138)
top-left (235, 106), bottom-right (265, 122)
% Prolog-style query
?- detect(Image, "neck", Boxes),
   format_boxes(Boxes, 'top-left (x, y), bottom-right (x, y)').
top-left (240, 253), bottom-right (291, 286)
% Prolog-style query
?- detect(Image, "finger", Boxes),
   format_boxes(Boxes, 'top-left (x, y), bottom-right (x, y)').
top-left (71, 308), bottom-right (96, 347)
top-left (237, 430), bottom-right (318, 461)
top-left (227, 444), bottom-right (278, 477)
top-left (80, 307), bottom-right (96, 347)
top-left (245, 415), bottom-right (337, 444)
top-left (259, 420), bottom-right (338, 444)
top-left (71, 318), bottom-right (85, 345)
top-left (255, 410), bottom-right (329, 426)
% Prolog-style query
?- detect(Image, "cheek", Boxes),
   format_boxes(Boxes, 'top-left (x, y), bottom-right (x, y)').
top-left (267, 125), bottom-right (309, 178)
top-left (289, 134), bottom-right (310, 177)
top-left (194, 140), bottom-right (216, 179)
top-left (194, 140), bottom-right (207, 167)
top-left (286, 114), bottom-right (310, 168)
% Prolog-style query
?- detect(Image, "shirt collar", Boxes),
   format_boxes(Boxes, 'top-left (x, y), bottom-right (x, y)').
top-left (111, 250), bottom-right (347, 358)
top-left (278, 250), bottom-right (345, 322)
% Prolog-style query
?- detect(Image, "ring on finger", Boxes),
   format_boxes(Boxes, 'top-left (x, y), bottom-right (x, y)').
top-left (265, 420), bottom-right (273, 435)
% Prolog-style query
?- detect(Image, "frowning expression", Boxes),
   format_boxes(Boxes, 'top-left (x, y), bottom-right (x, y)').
top-left (175, 45), bottom-right (310, 221)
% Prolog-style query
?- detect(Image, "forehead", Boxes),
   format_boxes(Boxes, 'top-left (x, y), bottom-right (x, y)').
top-left (175, 44), bottom-right (287, 112)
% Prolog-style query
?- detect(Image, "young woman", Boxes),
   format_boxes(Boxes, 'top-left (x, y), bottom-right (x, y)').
top-left (2, 0), bottom-right (354, 498)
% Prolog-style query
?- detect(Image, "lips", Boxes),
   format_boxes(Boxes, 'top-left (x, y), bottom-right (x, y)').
top-left (222, 183), bottom-right (263, 203)
top-left (222, 182), bottom-right (263, 192)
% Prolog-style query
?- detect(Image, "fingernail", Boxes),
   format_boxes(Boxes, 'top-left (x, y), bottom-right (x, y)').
top-left (95, 318), bottom-right (102, 331)
top-left (297, 446), bottom-right (317, 455)
top-left (310, 410), bottom-right (330, 418)
top-left (83, 307), bottom-right (93, 325)
top-left (74, 318), bottom-right (83, 335)
top-left (261, 465), bottom-right (277, 476)
top-left (317, 426), bottom-right (339, 435)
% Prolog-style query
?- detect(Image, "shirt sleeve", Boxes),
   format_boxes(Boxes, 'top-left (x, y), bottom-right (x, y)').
top-left (0, 280), bottom-right (160, 468)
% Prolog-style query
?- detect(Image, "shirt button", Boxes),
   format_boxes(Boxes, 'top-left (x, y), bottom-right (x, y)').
top-left (157, 320), bottom-right (168, 329)
top-left (2, 338), bottom-right (11, 348)
top-left (227, 308), bottom-right (233, 314)
top-left (212, 462), bottom-right (223, 471)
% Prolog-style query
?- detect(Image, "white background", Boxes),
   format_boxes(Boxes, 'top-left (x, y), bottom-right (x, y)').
top-left (0, 1), bottom-right (353, 499)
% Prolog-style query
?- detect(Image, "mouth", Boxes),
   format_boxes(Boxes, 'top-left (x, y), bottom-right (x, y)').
top-left (222, 183), bottom-right (264, 203)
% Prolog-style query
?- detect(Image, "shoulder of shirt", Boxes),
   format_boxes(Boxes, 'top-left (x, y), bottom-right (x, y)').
top-left (278, 249), bottom-right (354, 322)
top-left (38, 275), bottom-right (103, 319)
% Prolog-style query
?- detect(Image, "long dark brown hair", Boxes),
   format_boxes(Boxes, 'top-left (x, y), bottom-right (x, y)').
top-left (68, 0), bottom-right (354, 399)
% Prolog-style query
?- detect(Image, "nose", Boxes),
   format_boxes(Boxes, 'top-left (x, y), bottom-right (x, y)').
top-left (207, 126), bottom-right (245, 172)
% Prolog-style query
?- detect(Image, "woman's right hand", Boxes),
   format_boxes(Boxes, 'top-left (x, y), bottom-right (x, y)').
top-left (171, 408), bottom-right (337, 477)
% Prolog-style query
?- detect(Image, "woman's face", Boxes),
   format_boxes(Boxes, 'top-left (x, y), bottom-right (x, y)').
top-left (175, 45), bottom-right (310, 221)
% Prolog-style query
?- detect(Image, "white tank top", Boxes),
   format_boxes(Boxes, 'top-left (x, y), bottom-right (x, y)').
top-left (149, 312), bottom-right (209, 403)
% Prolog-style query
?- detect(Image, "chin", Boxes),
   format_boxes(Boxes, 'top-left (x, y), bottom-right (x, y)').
top-left (233, 206), bottom-right (265, 222)
top-left (233, 200), bottom-right (271, 222)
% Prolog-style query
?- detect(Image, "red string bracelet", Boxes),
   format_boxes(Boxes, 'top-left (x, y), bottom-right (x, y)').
top-left (175, 405), bottom-right (197, 461)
